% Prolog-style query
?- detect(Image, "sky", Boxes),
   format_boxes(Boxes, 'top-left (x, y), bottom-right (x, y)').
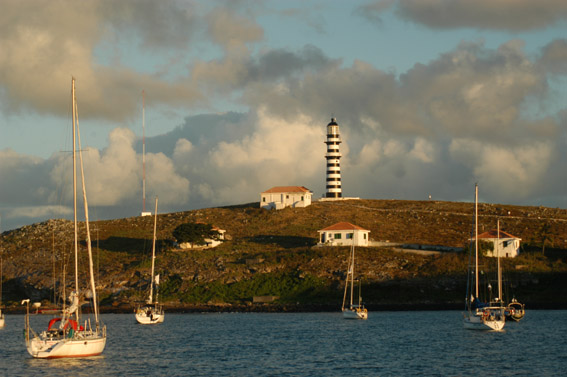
top-left (1, 0), bottom-right (567, 231)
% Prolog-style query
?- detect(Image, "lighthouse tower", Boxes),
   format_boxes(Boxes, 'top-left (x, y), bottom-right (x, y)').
top-left (324, 117), bottom-right (342, 198)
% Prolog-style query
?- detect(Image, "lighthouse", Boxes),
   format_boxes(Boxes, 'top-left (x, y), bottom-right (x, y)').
top-left (324, 117), bottom-right (342, 198)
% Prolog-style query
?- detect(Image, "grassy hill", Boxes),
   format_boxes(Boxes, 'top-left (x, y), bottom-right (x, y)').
top-left (1, 199), bottom-right (567, 312)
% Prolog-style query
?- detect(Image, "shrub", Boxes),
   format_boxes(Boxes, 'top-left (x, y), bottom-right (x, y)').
top-left (172, 222), bottom-right (221, 246)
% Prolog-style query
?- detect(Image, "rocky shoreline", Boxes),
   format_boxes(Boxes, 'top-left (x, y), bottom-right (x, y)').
top-left (4, 300), bottom-right (565, 315)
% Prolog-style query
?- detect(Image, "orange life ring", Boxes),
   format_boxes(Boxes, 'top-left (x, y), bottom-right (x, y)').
top-left (47, 317), bottom-right (83, 331)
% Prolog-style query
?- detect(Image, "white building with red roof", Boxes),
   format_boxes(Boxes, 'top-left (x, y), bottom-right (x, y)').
top-left (317, 222), bottom-right (370, 247)
top-left (260, 186), bottom-right (313, 210)
top-left (477, 229), bottom-right (521, 258)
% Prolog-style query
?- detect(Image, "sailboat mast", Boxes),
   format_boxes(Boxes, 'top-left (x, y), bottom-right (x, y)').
top-left (341, 258), bottom-right (348, 311)
top-left (149, 197), bottom-right (158, 304)
top-left (0, 223), bottom-right (2, 307)
top-left (497, 219), bottom-right (502, 303)
top-left (474, 184), bottom-right (479, 299)
top-left (72, 78), bottom-right (79, 296)
top-left (142, 90), bottom-right (146, 214)
top-left (52, 231), bottom-right (56, 305)
top-left (75, 80), bottom-right (100, 325)
top-left (350, 241), bottom-right (355, 307)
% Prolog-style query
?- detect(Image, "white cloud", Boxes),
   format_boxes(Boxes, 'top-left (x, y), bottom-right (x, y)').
top-left (449, 138), bottom-right (553, 200)
top-left (359, 140), bottom-right (383, 165)
top-left (146, 152), bottom-right (190, 204)
top-left (410, 138), bottom-right (435, 163)
top-left (209, 108), bottom-right (322, 174)
top-left (7, 205), bottom-right (72, 220)
top-left (169, 108), bottom-right (326, 206)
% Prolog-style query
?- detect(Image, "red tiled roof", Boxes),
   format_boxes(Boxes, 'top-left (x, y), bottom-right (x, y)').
top-left (319, 222), bottom-right (369, 232)
top-left (477, 229), bottom-right (520, 240)
top-left (262, 186), bottom-right (311, 194)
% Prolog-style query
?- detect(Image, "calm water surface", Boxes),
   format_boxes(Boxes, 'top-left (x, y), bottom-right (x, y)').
top-left (1, 310), bottom-right (565, 376)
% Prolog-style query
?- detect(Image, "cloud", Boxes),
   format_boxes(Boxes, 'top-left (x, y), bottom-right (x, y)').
top-left (359, 0), bottom-right (567, 31)
top-left (1, 127), bottom-right (189, 229)
top-left (241, 40), bottom-right (556, 147)
top-left (410, 138), bottom-right (435, 163)
top-left (171, 108), bottom-right (326, 205)
top-left (2, 1), bottom-right (567, 232)
top-left (449, 138), bottom-right (553, 200)
top-left (192, 45), bottom-right (340, 95)
top-left (354, 0), bottom-right (396, 25)
top-left (538, 39), bottom-right (567, 74)
top-left (0, 149), bottom-right (48, 205)
top-left (99, 0), bottom-right (199, 50)
top-left (205, 7), bottom-right (264, 51)
top-left (6, 205), bottom-right (72, 220)
top-left (73, 128), bottom-right (189, 207)
top-left (0, 0), bottom-right (204, 122)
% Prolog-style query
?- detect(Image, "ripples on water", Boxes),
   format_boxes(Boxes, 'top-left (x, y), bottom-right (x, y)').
top-left (1, 310), bottom-right (565, 376)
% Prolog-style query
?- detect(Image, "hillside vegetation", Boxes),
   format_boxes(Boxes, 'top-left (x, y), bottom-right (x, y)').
top-left (1, 199), bottom-right (567, 312)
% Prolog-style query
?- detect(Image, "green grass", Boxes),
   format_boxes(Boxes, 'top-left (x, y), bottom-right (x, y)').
top-left (160, 271), bottom-right (332, 304)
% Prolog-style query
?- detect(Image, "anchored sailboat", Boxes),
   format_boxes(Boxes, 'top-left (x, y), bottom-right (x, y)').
top-left (463, 184), bottom-right (505, 331)
top-left (135, 197), bottom-right (164, 324)
top-left (342, 240), bottom-right (368, 320)
top-left (22, 78), bottom-right (106, 358)
top-left (505, 298), bottom-right (525, 322)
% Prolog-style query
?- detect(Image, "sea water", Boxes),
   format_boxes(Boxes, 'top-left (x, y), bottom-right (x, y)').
top-left (1, 310), bottom-right (565, 376)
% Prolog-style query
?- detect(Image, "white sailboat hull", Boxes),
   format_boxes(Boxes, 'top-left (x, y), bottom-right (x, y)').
top-left (342, 308), bottom-right (368, 320)
top-left (0, 312), bottom-right (4, 328)
top-left (26, 330), bottom-right (106, 358)
top-left (463, 311), bottom-right (505, 331)
top-left (135, 306), bottom-right (164, 324)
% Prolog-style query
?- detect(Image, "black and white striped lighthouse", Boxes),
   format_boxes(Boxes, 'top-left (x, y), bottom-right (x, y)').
top-left (324, 117), bottom-right (342, 198)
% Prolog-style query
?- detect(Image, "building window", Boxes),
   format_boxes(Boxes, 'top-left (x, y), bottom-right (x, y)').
top-left (286, 195), bottom-right (289, 199)
top-left (262, 197), bottom-right (266, 202)
top-left (364, 234), bottom-right (367, 239)
top-left (301, 196), bottom-right (304, 201)
top-left (346, 233), bottom-right (353, 239)
top-left (334, 233), bottom-right (342, 239)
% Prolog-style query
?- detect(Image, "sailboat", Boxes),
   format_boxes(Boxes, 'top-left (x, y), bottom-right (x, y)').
top-left (22, 78), bottom-right (106, 358)
top-left (494, 221), bottom-right (526, 322)
top-left (463, 184), bottom-right (505, 331)
top-left (342, 239), bottom-right (368, 320)
top-left (135, 197), bottom-right (164, 324)
top-left (505, 298), bottom-right (525, 321)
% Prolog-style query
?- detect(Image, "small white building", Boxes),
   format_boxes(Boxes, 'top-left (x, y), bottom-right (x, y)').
top-left (260, 186), bottom-right (312, 210)
top-left (178, 225), bottom-right (226, 250)
top-left (477, 229), bottom-right (521, 258)
top-left (317, 222), bottom-right (370, 247)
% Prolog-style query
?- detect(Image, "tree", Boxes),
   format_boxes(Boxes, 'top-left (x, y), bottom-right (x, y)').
top-left (535, 222), bottom-right (553, 256)
top-left (464, 240), bottom-right (494, 257)
top-left (173, 222), bottom-right (220, 246)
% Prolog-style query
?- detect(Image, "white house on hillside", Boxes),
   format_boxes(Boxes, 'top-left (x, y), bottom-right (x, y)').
top-left (260, 186), bottom-right (312, 210)
top-left (317, 222), bottom-right (370, 247)
top-left (477, 229), bottom-right (521, 258)
top-left (178, 225), bottom-right (226, 250)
